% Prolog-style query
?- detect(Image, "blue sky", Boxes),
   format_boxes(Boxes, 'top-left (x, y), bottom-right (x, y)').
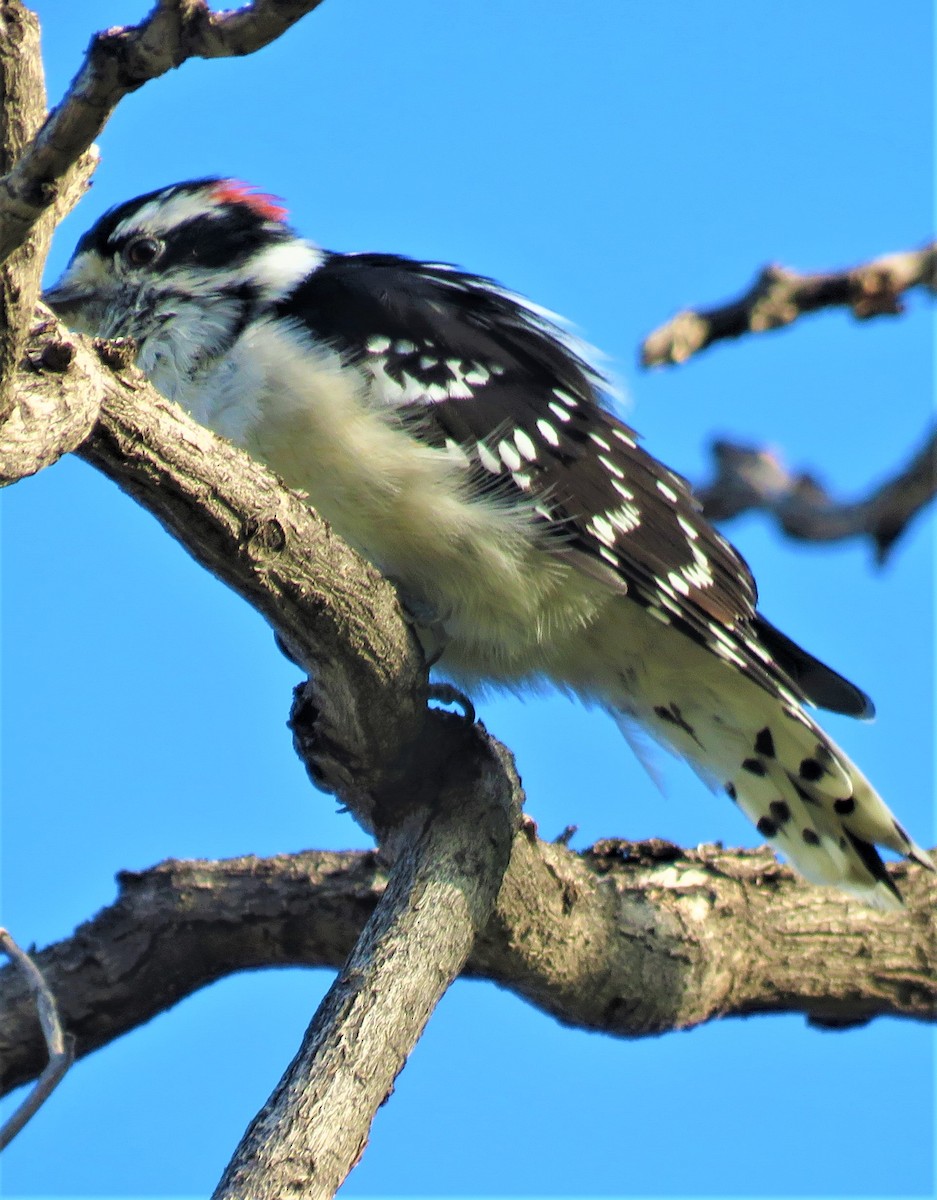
top-left (1, 1), bottom-right (933, 1197)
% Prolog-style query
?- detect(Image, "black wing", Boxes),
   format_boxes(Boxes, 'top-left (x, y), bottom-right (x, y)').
top-left (281, 252), bottom-right (870, 718)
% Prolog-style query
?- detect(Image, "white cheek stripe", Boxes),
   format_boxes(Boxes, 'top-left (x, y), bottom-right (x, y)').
top-left (243, 241), bottom-right (324, 297)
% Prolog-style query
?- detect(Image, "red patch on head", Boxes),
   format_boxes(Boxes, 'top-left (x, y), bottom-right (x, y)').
top-left (210, 180), bottom-right (288, 223)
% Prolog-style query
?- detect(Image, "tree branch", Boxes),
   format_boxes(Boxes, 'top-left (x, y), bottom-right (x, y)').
top-left (2, 316), bottom-right (526, 1187)
top-left (4, 313), bottom-right (934, 1186)
top-left (0, 0), bottom-right (325, 268)
top-left (0, 317), bottom-right (103, 483)
top-left (0, 0), bottom-right (52, 420)
top-left (2, 837), bottom-right (933, 1096)
top-left (213, 722), bottom-right (519, 1198)
top-left (696, 426), bottom-right (937, 563)
top-left (0, 928), bottom-right (73, 1149)
top-left (641, 243), bottom-right (937, 367)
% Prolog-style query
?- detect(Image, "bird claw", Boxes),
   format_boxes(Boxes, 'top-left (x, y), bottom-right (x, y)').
top-left (427, 682), bottom-right (476, 724)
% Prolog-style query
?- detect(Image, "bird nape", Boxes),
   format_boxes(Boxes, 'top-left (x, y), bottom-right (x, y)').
top-left (44, 177), bottom-right (934, 908)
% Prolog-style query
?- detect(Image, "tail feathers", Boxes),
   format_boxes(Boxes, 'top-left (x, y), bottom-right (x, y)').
top-left (723, 713), bottom-right (933, 909)
top-left (615, 687), bottom-right (932, 909)
top-left (727, 756), bottom-right (901, 910)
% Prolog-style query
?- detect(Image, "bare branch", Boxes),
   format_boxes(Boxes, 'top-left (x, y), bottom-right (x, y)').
top-left (3, 320), bottom-right (523, 1184)
top-left (2, 837), bottom-right (934, 1095)
top-left (213, 722), bottom-right (520, 1198)
top-left (0, 927), bottom-right (73, 1149)
top-left (641, 244), bottom-right (937, 367)
top-left (696, 427), bottom-right (936, 563)
top-left (0, 0), bottom-right (50, 418)
top-left (0, 0), bottom-right (325, 267)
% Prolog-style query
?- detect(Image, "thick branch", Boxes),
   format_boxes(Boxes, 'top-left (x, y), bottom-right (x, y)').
top-left (0, 0), bottom-right (325, 267)
top-left (2, 838), bottom-right (933, 1094)
top-left (0, 0), bottom-right (48, 418)
top-left (0, 319), bottom-right (103, 482)
top-left (696, 427), bottom-right (937, 563)
top-left (4, 321), bottom-right (526, 1187)
top-left (213, 722), bottom-right (519, 1198)
top-left (641, 244), bottom-right (937, 367)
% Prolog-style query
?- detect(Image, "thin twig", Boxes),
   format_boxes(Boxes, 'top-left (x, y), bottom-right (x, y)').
top-left (0, 0), bottom-right (325, 266)
top-left (0, 928), bottom-right (73, 1150)
top-left (696, 426), bottom-right (937, 563)
top-left (641, 244), bottom-right (937, 367)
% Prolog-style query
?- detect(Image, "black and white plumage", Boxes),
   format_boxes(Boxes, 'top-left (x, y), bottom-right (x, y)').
top-left (45, 178), bottom-right (932, 907)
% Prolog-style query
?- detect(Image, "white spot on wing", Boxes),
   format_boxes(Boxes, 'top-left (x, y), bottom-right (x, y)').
top-left (536, 419), bottom-right (560, 447)
top-left (588, 514), bottom-right (616, 546)
top-left (498, 438), bottom-right (522, 472)
top-left (656, 479), bottom-right (679, 503)
top-left (608, 503), bottom-right (641, 533)
top-left (513, 428), bottom-right (538, 462)
top-left (476, 440), bottom-right (501, 474)
top-left (444, 438), bottom-right (471, 468)
top-left (598, 454), bottom-right (624, 479)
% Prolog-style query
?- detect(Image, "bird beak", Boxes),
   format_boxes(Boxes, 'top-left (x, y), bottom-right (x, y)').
top-left (42, 281), bottom-right (95, 322)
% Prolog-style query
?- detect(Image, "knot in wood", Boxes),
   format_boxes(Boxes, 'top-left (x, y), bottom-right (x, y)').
top-left (243, 515), bottom-right (286, 554)
top-left (39, 340), bottom-right (75, 372)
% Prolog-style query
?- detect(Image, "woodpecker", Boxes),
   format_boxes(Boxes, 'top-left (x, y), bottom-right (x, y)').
top-left (45, 178), bottom-right (932, 908)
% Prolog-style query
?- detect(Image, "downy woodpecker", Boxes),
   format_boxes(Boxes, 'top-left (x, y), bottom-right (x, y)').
top-left (45, 178), bottom-right (933, 907)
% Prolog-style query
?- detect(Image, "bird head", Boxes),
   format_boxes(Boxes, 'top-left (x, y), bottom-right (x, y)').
top-left (43, 177), bottom-right (321, 394)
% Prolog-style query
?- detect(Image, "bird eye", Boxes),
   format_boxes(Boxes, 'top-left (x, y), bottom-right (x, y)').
top-left (123, 236), bottom-right (162, 268)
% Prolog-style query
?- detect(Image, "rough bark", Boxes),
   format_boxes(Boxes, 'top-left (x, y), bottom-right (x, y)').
top-left (2, 837), bottom-right (934, 1096)
top-left (0, 0), bottom-right (50, 419)
top-left (213, 725), bottom-right (520, 1198)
